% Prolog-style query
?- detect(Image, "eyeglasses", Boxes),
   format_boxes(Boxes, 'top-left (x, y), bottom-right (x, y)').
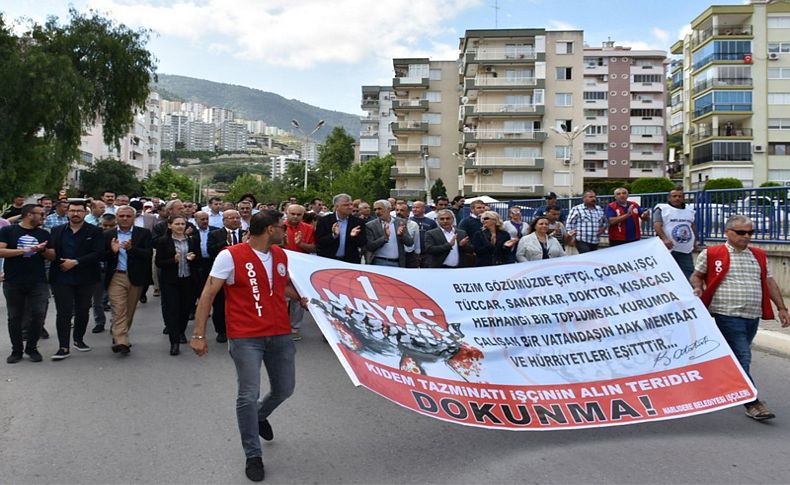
top-left (729, 229), bottom-right (755, 236)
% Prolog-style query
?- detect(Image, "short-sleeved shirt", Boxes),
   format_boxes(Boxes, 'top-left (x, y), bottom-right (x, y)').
top-left (210, 247), bottom-right (273, 288)
top-left (0, 224), bottom-right (50, 285)
top-left (694, 243), bottom-right (768, 319)
top-left (284, 222), bottom-right (316, 253)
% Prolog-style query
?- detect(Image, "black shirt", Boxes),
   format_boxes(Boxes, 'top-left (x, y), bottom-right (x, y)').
top-left (0, 224), bottom-right (50, 285)
top-left (1, 206), bottom-right (22, 219)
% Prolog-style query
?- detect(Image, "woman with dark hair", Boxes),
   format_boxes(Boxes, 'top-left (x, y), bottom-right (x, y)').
top-left (155, 215), bottom-right (199, 355)
top-left (471, 211), bottom-right (516, 266)
top-left (516, 216), bottom-right (565, 262)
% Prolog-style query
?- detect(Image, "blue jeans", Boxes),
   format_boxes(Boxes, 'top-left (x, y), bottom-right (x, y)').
top-left (228, 335), bottom-right (296, 458)
top-left (713, 314), bottom-right (759, 383)
top-left (672, 251), bottom-right (694, 280)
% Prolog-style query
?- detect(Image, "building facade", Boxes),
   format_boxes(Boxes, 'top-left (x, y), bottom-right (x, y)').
top-left (359, 85), bottom-right (397, 162)
top-left (671, 0), bottom-right (790, 190)
top-left (582, 42), bottom-right (667, 182)
top-left (458, 29), bottom-right (584, 199)
top-left (219, 120), bottom-right (248, 151)
top-left (186, 121), bottom-right (215, 152)
top-left (390, 59), bottom-right (460, 200)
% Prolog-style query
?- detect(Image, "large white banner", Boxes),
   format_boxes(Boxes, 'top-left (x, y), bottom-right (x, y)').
top-left (287, 238), bottom-right (755, 430)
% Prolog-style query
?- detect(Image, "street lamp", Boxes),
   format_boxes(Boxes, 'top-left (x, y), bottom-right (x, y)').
top-left (291, 119), bottom-right (326, 191)
top-left (549, 123), bottom-right (591, 209)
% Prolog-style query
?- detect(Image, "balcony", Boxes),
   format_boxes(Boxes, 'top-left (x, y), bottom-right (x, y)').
top-left (462, 129), bottom-right (547, 146)
top-left (692, 77), bottom-right (752, 95)
top-left (691, 126), bottom-right (753, 143)
top-left (390, 188), bottom-right (427, 199)
top-left (584, 98), bottom-right (608, 110)
top-left (393, 76), bottom-right (429, 90)
top-left (630, 133), bottom-right (665, 144)
top-left (464, 183), bottom-right (544, 197)
top-left (392, 99), bottom-right (429, 111)
top-left (692, 24), bottom-right (752, 49)
top-left (630, 151), bottom-right (664, 161)
top-left (584, 150), bottom-right (608, 160)
top-left (465, 157), bottom-right (544, 169)
top-left (691, 152), bottom-right (752, 166)
top-left (584, 64), bottom-right (608, 75)
top-left (468, 76), bottom-right (537, 88)
top-left (464, 48), bottom-right (539, 63)
top-left (693, 52), bottom-right (752, 71)
top-left (630, 116), bottom-right (665, 126)
top-left (390, 164), bottom-right (425, 177)
top-left (390, 144), bottom-right (425, 155)
top-left (391, 121), bottom-right (428, 134)
top-left (360, 130), bottom-right (379, 138)
top-left (630, 82), bottom-right (664, 93)
top-left (362, 98), bottom-right (380, 109)
top-left (693, 103), bottom-right (752, 119)
top-left (360, 115), bottom-right (380, 123)
top-left (463, 103), bottom-right (543, 120)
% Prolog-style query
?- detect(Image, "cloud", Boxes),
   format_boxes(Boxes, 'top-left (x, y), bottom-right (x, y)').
top-left (546, 19), bottom-right (580, 31)
top-left (677, 23), bottom-right (693, 40)
top-left (652, 27), bottom-right (670, 44)
top-left (86, 0), bottom-right (481, 68)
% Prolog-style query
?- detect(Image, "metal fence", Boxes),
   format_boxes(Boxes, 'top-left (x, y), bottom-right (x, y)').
top-left (464, 186), bottom-right (790, 245)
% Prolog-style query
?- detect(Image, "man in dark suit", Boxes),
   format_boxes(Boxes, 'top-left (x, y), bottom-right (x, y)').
top-left (365, 200), bottom-right (413, 267)
top-left (207, 209), bottom-right (246, 343)
top-left (190, 211), bottom-right (219, 319)
top-left (104, 205), bottom-right (153, 355)
top-left (424, 209), bottom-right (472, 268)
top-left (47, 201), bottom-right (105, 359)
top-left (315, 193), bottom-right (366, 263)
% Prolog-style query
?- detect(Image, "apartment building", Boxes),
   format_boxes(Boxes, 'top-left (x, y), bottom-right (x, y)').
top-left (458, 29), bottom-right (584, 199)
top-left (359, 85), bottom-right (397, 162)
top-left (389, 59), bottom-right (460, 200)
top-left (671, 0), bottom-right (790, 190)
top-left (219, 120), bottom-right (248, 151)
top-left (582, 42), bottom-right (667, 182)
top-left (186, 121), bottom-right (215, 151)
top-left (270, 152), bottom-right (301, 178)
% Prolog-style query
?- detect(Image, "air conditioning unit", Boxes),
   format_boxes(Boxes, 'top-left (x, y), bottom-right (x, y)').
top-left (784, 180), bottom-right (790, 186)
top-left (753, 145), bottom-right (765, 153)
top-left (768, 52), bottom-right (780, 61)
top-left (562, 159), bottom-right (571, 166)
top-left (481, 168), bottom-right (494, 176)
top-left (484, 65), bottom-right (494, 72)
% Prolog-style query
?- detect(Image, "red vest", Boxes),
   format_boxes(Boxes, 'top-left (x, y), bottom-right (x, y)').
top-left (701, 244), bottom-right (774, 320)
top-left (607, 201), bottom-right (641, 241)
top-left (224, 243), bottom-right (291, 338)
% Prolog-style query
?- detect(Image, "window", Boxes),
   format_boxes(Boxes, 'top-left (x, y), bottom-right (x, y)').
top-left (504, 120), bottom-right (529, 133)
top-left (768, 42), bottom-right (790, 53)
top-left (555, 145), bottom-right (571, 159)
top-left (556, 41), bottom-right (574, 54)
top-left (768, 68), bottom-right (790, 79)
top-left (584, 57), bottom-right (606, 67)
top-left (422, 112), bottom-right (441, 124)
top-left (692, 40), bottom-right (751, 70)
top-left (584, 143), bottom-right (607, 151)
top-left (694, 91), bottom-right (752, 116)
top-left (584, 109), bottom-right (606, 117)
top-left (503, 171), bottom-right (542, 186)
top-left (555, 119), bottom-right (573, 132)
top-left (768, 93), bottom-right (790, 105)
top-left (426, 157), bottom-right (441, 169)
top-left (505, 146), bottom-right (541, 158)
top-left (768, 16), bottom-right (790, 28)
top-left (555, 93), bottom-right (573, 106)
top-left (633, 74), bottom-right (663, 83)
top-left (556, 67), bottom-right (573, 80)
top-left (630, 109), bottom-right (663, 117)
top-left (554, 172), bottom-right (571, 187)
top-left (505, 43), bottom-right (534, 59)
top-left (585, 125), bottom-right (608, 135)
top-left (691, 141), bottom-right (751, 164)
top-left (422, 135), bottom-right (441, 146)
top-left (769, 143), bottom-right (790, 155)
top-left (631, 126), bottom-right (662, 136)
top-left (584, 92), bottom-right (608, 101)
top-left (768, 118), bottom-right (790, 130)
top-left (533, 89), bottom-right (545, 106)
top-left (429, 69), bottom-right (442, 81)
top-left (425, 91), bottom-right (442, 102)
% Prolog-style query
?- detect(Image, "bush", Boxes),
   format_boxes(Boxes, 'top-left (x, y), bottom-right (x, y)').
top-left (704, 178), bottom-right (743, 190)
top-left (629, 177), bottom-right (676, 194)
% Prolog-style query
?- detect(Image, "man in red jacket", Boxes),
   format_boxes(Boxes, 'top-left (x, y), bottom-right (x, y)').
top-left (691, 215), bottom-right (789, 421)
top-left (190, 210), bottom-right (307, 482)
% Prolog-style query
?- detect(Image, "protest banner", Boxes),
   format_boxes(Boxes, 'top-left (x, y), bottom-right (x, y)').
top-left (287, 238), bottom-right (756, 430)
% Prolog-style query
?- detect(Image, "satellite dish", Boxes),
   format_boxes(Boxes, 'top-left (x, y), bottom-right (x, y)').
top-left (461, 96), bottom-right (469, 105)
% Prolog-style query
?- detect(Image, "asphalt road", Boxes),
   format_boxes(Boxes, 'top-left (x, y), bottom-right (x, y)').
top-left (1, 293), bottom-right (790, 484)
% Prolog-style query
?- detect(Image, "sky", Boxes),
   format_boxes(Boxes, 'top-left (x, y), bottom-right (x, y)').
top-left (2, 0), bottom-right (744, 117)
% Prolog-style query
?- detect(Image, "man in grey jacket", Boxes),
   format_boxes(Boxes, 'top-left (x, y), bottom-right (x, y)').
top-left (365, 200), bottom-right (413, 267)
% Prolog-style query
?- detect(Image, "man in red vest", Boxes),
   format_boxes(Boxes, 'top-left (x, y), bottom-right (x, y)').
top-left (190, 210), bottom-right (307, 482)
top-left (691, 215), bottom-right (789, 421)
top-left (606, 187), bottom-right (650, 246)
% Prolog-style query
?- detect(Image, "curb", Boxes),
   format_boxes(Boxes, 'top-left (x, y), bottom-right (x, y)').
top-left (754, 329), bottom-right (790, 357)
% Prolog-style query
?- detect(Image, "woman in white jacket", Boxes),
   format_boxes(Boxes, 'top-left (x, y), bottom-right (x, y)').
top-left (515, 216), bottom-right (565, 262)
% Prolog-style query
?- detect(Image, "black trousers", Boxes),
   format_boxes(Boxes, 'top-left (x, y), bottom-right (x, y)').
top-left (575, 240), bottom-right (599, 253)
top-left (212, 290), bottom-right (226, 336)
top-left (52, 283), bottom-right (94, 349)
top-left (4, 282), bottom-right (49, 353)
top-left (160, 277), bottom-right (194, 345)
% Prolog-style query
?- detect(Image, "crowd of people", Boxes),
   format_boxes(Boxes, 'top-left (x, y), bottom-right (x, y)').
top-left (2, 185), bottom-right (789, 480)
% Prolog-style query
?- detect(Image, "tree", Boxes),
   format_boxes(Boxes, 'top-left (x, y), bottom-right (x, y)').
top-left (144, 163), bottom-right (195, 200)
top-left (629, 177), bottom-right (676, 194)
top-left (704, 178), bottom-right (743, 191)
top-left (430, 178), bottom-right (448, 201)
top-left (316, 127), bottom-right (356, 183)
top-left (225, 174), bottom-right (268, 205)
top-left (329, 155), bottom-right (395, 203)
top-left (0, 10), bottom-right (156, 203)
top-left (79, 158), bottom-right (143, 197)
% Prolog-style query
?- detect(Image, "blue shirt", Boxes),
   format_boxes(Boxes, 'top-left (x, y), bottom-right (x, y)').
top-left (44, 213), bottom-right (68, 231)
top-left (335, 212), bottom-right (348, 258)
top-left (117, 228), bottom-right (133, 271)
top-left (208, 211), bottom-right (223, 229)
top-left (198, 227), bottom-right (210, 258)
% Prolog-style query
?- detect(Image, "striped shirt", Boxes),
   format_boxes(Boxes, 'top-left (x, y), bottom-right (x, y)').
top-left (694, 242), bottom-right (770, 319)
top-left (566, 204), bottom-right (607, 244)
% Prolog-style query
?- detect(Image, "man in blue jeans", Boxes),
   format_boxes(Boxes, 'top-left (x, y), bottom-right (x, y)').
top-left (692, 215), bottom-right (790, 421)
top-left (190, 210), bottom-right (306, 482)
top-left (0, 204), bottom-right (53, 363)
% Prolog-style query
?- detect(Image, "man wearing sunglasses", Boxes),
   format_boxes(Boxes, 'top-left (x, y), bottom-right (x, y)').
top-left (691, 215), bottom-right (789, 421)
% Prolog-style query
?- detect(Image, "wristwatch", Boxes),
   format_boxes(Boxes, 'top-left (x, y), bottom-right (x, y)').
top-left (191, 335), bottom-right (205, 340)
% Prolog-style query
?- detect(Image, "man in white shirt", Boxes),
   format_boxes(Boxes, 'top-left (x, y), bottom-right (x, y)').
top-left (424, 209), bottom-right (471, 268)
top-left (365, 200), bottom-right (413, 267)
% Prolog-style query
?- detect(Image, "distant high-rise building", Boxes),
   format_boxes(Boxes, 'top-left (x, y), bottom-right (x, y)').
top-left (671, 0), bottom-right (789, 189)
top-left (359, 86), bottom-right (397, 162)
top-left (270, 152), bottom-right (301, 178)
top-left (582, 41), bottom-right (667, 182)
top-left (219, 120), bottom-right (248, 151)
top-left (161, 125), bottom-right (176, 151)
top-left (186, 121), bottom-right (215, 152)
top-left (207, 106), bottom-right (235, 126)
